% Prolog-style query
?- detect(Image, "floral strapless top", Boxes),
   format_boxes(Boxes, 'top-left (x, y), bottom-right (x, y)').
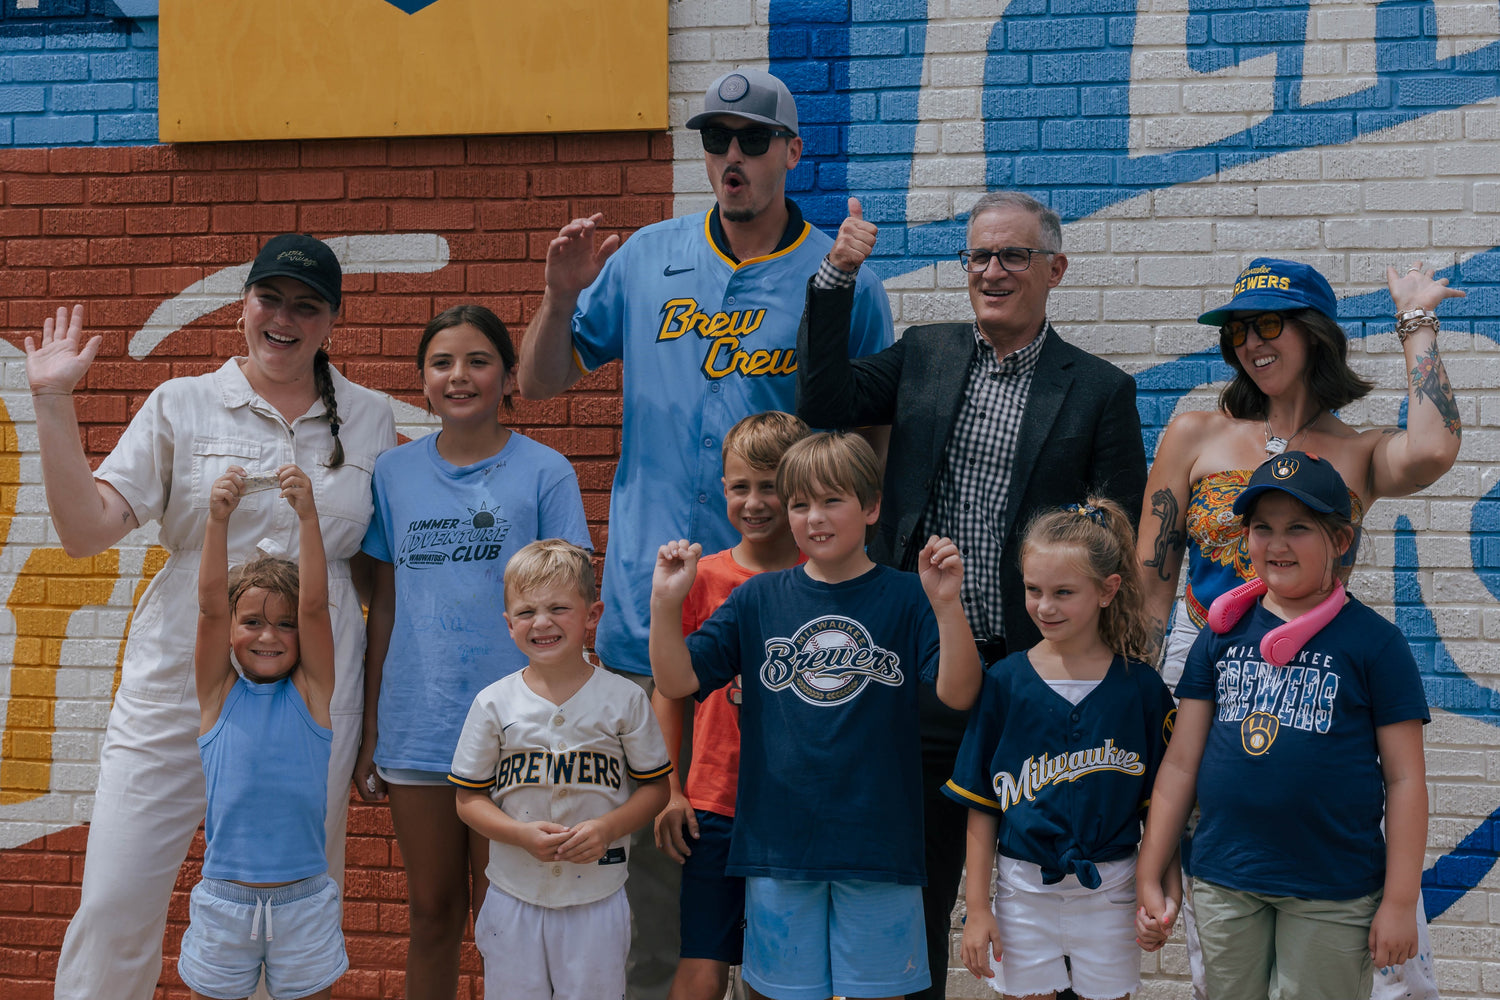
top-left (1182, 469), bottom-right (1365, 626)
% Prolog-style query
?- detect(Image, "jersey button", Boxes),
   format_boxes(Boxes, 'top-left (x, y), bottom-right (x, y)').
top-left (710, 384), bottom-right (721, 393)
top-left (1070, 711), bottom-right (1081, 722)
top-left (1071, 730), bottom-right (1083, 741)
top-left (556, 743), bottom-right (567, 752)
top-left (553, 714), bottom-right (565, 726)
top-left (703, 437), bottom-right (714, 449)
top-left (698, 494), bottom-right (708, 503)
top-left (551, 864), bottom-right (563, 877)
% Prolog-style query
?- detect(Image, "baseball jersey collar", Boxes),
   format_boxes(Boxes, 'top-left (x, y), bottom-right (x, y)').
top-left (707, 197), bottom-right (806, 265)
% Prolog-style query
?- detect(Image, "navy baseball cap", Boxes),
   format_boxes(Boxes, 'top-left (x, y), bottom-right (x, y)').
top-left (1233, 451), bottom-right (1352, 521)
top-left (686, 68), bottom-right (799, 135)
top-left (1199, 257), bottom-right (1338, 327)
top-left (245, 234), bottom-right (342, 311)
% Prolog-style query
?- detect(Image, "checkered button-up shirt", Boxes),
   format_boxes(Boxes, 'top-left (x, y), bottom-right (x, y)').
top-left (920, 324), bottom-right (1047, 643)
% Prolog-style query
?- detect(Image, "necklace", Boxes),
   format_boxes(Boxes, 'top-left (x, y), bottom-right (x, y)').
top-left (1264, 410), bottom-right (1323, 456)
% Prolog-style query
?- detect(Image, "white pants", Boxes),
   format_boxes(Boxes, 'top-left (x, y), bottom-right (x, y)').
top-left (52, 690), bottom-right (360, 1000)
top-left (476, 885), bottom-right (630, 1000)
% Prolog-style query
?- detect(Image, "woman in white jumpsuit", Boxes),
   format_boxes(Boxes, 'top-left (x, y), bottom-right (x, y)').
top-left (28, 235), bottom-right (396, 999)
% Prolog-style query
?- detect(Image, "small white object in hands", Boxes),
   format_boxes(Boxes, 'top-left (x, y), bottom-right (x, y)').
top-left (241, 473), bottom-right (280, 494)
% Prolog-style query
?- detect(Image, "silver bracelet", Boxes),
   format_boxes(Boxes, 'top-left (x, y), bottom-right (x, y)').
top-left (1394, 309), bottom-right (1439, 343)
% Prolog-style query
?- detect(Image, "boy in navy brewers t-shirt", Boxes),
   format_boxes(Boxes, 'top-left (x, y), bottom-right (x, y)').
top-left (650, 431), bottom-right (981, 1000)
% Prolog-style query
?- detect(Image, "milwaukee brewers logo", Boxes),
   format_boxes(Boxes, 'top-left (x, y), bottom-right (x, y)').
top-left (1163, 707), bottom-right (1176, 745)
top-left (759, 616), bottom-right (903, 706)
top-left (1271, 457), bottom-right (1299, 479)
top-left (1242, 711), bottom-right (1279, 755)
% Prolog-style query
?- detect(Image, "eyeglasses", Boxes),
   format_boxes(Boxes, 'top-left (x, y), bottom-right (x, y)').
top-left (700, 126), bottom-right (796, 157)
top-left (1221, 312), bottom-right (1285, 347)
top-left (958, 247), bottom-right (1051, 273)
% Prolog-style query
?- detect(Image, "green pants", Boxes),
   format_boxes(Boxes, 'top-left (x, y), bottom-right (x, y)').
top-left (1192, 878), bottom-right (1380, 1000)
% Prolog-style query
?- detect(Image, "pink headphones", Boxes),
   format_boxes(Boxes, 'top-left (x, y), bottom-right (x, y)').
top-left (1206, 577), bottom-right (1346, 668)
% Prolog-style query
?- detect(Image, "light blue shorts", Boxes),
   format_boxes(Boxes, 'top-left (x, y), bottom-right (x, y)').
top-left (742, 877), bottom-right (928, 1000)
top-left (177, 874), bottom-right (348, 1000)
top-left (376, 765), bottom-right (450, 786)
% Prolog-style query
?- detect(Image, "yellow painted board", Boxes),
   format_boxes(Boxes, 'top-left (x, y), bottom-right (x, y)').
top-left (159, 0), bottom-right (666, 142)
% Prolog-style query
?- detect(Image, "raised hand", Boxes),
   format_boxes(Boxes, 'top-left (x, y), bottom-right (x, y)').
top-left (25, 304), bottom-right (101, 396)
top-left (1387, 261), bottom-right (1465, 315)
top-left (277, 464), bottom-right (317, 520)
top-left (917, 535), bottom-right (963, 604)
top-left (544, 213), bottom-right (621, 296)
top-left (652, 539), bottom-right (702, 605)
top-left (827, 197), bottom-right (878, 273)
top-left (209, 467), bottom-right (246, 523)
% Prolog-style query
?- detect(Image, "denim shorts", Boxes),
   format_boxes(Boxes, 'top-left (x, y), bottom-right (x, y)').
top-left (177, 874), bottom-right (348, 1000)
top-left (742, 877), bottom-right (928, 1000)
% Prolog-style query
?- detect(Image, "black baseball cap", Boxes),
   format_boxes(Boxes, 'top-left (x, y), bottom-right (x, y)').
top-left (245, 234), bottom-right (342, 310)
top-left (1233, 451), bottom-right (1352, 520)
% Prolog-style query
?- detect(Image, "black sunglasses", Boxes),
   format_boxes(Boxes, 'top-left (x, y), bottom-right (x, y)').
top-left (700, 125), bottom-right (796, 157)
top-left (1222, 312), bottom-right (1284, 347)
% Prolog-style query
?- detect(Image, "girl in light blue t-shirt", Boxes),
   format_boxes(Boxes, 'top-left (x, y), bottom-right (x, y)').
top-left (353, 305), bottom-right (591, 996)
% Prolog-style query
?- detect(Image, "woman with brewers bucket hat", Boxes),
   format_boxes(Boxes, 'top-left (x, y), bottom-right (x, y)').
top-left (1135, 257), bottom-right (1460, 1000)
top-left (28, 234), bottom-right (396, 999)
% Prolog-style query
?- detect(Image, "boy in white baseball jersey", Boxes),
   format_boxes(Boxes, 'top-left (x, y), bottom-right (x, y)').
top-left (451, 540), bottom-right (673, 1000)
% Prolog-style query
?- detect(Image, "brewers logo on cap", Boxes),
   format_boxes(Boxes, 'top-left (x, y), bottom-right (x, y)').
top-left (1271, 457), bottom-right (1299, 479)
top-left (718, 73), bottom-right (750, 102)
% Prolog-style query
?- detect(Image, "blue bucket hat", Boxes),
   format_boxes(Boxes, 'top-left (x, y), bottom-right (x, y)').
top-left (1199, 257), bottom-right (1338, 327)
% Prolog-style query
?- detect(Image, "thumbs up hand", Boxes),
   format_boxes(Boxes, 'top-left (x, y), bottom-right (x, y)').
top-left (828, 197), bottom-right (878, 274)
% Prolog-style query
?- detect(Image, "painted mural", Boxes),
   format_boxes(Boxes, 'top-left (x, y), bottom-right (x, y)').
top-left (1, 0), bottom-right (1499, 995)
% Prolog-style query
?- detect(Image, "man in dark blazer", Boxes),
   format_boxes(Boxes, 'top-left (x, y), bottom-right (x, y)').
top-left (796, 190), bottom-right (1147, 1000)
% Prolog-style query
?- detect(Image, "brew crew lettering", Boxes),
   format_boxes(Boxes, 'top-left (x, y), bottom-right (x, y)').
top-left (992, 739), bottom-right (1145, 811)
top-left (653, 297), bottom-right (796, 380)
top-left (495, 750), bottom-right (624, 790)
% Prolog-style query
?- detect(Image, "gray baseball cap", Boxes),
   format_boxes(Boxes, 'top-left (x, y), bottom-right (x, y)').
top-left (685, 68), bottom-right (799, 135)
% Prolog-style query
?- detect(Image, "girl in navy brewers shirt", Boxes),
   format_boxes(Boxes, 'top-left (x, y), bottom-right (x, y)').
top-left (1137, 452), bottom-right (1428, 1000)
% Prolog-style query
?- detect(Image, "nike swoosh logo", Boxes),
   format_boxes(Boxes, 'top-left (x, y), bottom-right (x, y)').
top-left (663, 265), bottom-right (695, 276)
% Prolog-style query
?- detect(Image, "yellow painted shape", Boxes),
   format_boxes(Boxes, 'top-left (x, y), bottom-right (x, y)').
top-left (159, 0), bottom-right (666, 141)
top-left (111, 546), bottom-right (171, 707)
top-left (0, 549), bottom-right (119, 805)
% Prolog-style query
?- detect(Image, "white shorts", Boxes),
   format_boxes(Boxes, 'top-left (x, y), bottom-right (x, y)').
top-left (981, 854), bottom-right (1141, 1000)
top-left (474, 883), bottom-right (629, 1000)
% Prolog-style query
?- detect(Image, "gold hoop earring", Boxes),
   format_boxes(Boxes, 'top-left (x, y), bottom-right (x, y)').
top-left (321, 337), bottom-right (332, 353)
top-left (235, 316), bottom-right (246, 336)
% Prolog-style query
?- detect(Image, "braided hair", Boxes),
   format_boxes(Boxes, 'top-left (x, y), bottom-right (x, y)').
top-left (313, 348), bottom-right (344, 468)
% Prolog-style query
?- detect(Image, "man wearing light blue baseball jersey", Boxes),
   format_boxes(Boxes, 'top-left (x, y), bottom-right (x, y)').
top-left (518, 68), bottom-right (894, 1000)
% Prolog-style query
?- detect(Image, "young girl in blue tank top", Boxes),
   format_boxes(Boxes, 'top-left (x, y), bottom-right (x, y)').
top-left (179, 463), bottom-right (345, 1000)
top-left (353, 304), bottom-right (591, 997)
top-left (948, 497), bottom-right (1175, 1000)
top-left (1137, 452), bottom-right (1430, 1000)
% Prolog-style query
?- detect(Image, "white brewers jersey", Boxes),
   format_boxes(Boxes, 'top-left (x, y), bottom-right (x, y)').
top-left (449, 668), bottom-right (672, 907)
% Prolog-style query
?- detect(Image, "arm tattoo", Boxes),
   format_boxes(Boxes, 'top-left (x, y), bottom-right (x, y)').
top-left (1410, 345), bottom-right (1461, 438)
top-left (1147, 617), bottom-right (1166, 666)
top-left (1142, 488), bottom-right (1185, 582)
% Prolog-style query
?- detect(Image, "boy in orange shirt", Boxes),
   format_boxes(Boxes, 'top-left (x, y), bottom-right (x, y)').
top-left (651, 410), bottom-right (808, 1000)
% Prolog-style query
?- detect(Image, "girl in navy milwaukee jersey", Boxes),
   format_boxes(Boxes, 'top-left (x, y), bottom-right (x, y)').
top-left (947, 497), bottom-right (1173, 1000)
top-left (1136, 453), bottom-right (1429, 1000)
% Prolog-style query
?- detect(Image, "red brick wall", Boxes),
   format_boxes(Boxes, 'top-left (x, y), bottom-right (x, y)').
top-left (0, 133), bottom-right (668, 998)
